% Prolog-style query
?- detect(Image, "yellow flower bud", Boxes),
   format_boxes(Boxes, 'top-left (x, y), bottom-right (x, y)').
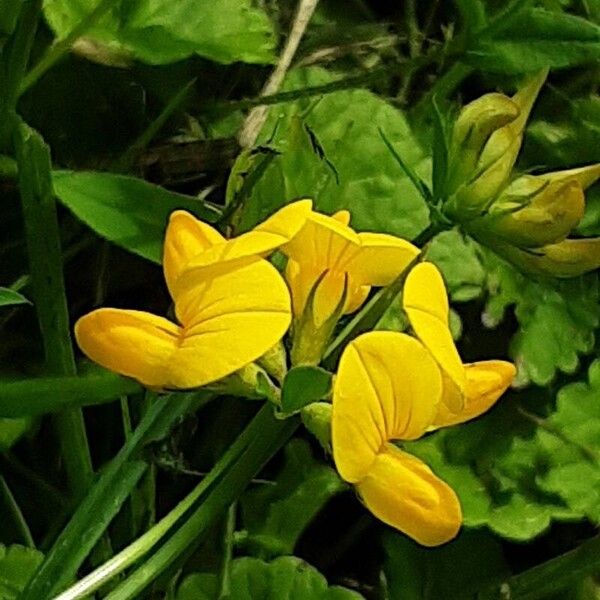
top-left (301, 402), bottom-right (332, 452)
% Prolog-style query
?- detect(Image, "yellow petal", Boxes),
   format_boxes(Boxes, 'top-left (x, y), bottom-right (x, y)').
top-left (163, 211), bottom-right (225, 295)
top-left (433, 360), bottom-right (516, 428)
top-left (253, 198), bottom-right (313, 238)
top-left (345, 284), bottom-right (370, 314)
top-left (356, 443), bottom-right (462, 546)
top-left (332, 210), bottom-right (351, 225)
top-left (403, 263), bottom-right (465, 393)
top-left (77, 260), bottom-right (292, 389)
top-left (543, 163), bottom-right (600, 190)
top-left (173, 260), bottom-right (292, 387)
top-left (282, 211), bottom-right (360, 271)
top-left (75, 308), bottom-right (181, 388)
top-left (347, 232), bottom-right (420, 286)
top-left (332, 331), bottom-right (442, 483)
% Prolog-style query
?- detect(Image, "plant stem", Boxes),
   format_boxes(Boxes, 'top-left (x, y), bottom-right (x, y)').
top-left (218, 504), bottom-right (236, 600)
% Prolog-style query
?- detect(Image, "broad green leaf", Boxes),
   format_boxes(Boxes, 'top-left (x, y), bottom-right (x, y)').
top-left (280, 366), bottom-right (332, 414)
top-left (383, 530), bottom-right (508, 600)
top-left (43, 0), bottom-right (276, 65)
top-left (0, 288), bottom-right (29, 307)
top-left (407, 397), bottom-right (581, 542)
top-left (0, 367), bottom-right (142, 418)
top-left (240, 439), bottom-right (346, 556)
top-left (176, 572), bottom-right (218, 600)
top-left (0, 418), bottom-right (31, 451)
top-left (466, 7), bottom-right (600, 73)
top-left (52, 170), bottom-right (221, 263)
top-left (236, 67), bottom-right (429, 240)
top-left (536, 360), bottom-right (600, 521)
top-left (0, 544), bottom-right (44, 599)
top-left (483, 255), bottom-right (600, 386)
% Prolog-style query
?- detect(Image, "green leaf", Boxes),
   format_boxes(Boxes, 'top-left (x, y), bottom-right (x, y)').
top-left (20, 392), bottom-right (210, 600)
top-left (280, 366), bottom-right (332, 414)
top-left (176, 572), bottom-right (218, 600)
top-left (240, 439), bottom-right (346, 557)
top-left (483, 254), bottom-right (600, 386)
top-left (0, 367), bottom-right (142, 418)
top-left (0, 287), bottom-right (29, 307)
top-left (44, 0), bottom-right (276, 66)
top-left (0, 417), bottom-right (32, 451)
top-left (235, 67), bottom-right (429, 240)
top-left (382, 529), bottom-right (508, 600)
top-left (52, 170), bottom-right (221, 263)
top-left (467, 7), bottom-right (600, 73)
top-left (0, 544), bottom-right (44, 599)
top-left (536, 360), bottom-right (600, 522)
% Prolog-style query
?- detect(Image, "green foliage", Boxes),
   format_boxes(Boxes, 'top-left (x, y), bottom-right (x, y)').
top-left (43, 0), bottom-right (276, 65)
top-left (53, 170), bottom-right (221, 263)
top-left (240, 439), bottom-right (345, 557)
top-left (465, 6), bottom-right (600, 73)
top-left (0, 418), bottom-right (31, 452)
top-left (0, 544), bottom-right (44, 599)
top-left (235, 67), bottom-right (429, 239)
top-left (0, 288), bottom-right (28, 307)
top-left (280, 366), bottom-right (332, 414)
top-left (177, 556), bottom-right (364, 600)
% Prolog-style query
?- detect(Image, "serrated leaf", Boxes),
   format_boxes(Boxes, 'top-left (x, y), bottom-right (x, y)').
top-left (467, 7), bottom-right (600, 73)
top-left (0, 544), bottom-right (44, 599)
top-left (240, 439), bottom-right (345, 556)
top-left (280, 366), bottom-right (332, 414)
top-left (53, 170), bottom-right (221, 263)
top-left (235, 67), bottom-right (429, 240)
top-left (0, 288), bottom-right (29, 307)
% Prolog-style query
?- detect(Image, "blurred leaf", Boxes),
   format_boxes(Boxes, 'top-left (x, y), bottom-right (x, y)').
top-left (280, 366), bottom-right (332, 414)
top-left (483, 254), bottom-right (600, 386)
top-left (467, 7), bottom-right (600, 72)
top-left (44, 0), bottom-right (276, 65)
top-left (536, 360), bottom-right (600, 521)
top-left (426, 230), bottom-right (487, 302)
top-left (0, 418), bottom-right (32, 452)
top-left (0, 544), bottom-right (44, 599)
top-left (240, 439), bottom-right (345, 557)
top-left (236, 67), bottom-right (430, 240)
top-left (176, 572), bottom-right (218, 600)
top-left (52, 170), bottom-right (221, 263)
top-left (382, 529), bottom-right (509, 600)
top-left (0, 367), bottom-right (142, 418)
top-left (0, 288), bottom-right (29, 307)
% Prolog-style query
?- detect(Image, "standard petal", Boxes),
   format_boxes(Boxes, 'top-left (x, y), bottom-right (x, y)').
top-left (403, 262), bottom-right (465, 393)
top-left (356, 444), bottom-right (462, 546)
top-left (75, 308), bottom-right (181, 388)
top-left (170, 258), bottom-right (292, 388)
top-left (253, 198), bottom-right (313, 239)
top-left (347, 232), bottom-right (420, 286)
top-left (433, 360), bottom-right (516, 428)
top-left (163, 211), bottom-right (225, 295)
top-left (332, 331), bottom-right (442, 483)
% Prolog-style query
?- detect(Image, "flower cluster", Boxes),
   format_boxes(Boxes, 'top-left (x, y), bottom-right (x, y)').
top-left (442, 71), bottom-right (600, 277)
top-left (75, 203), bottom-right (515, 546)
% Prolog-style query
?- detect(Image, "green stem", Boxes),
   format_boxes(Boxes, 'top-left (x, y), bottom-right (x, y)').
top-left (478, 533), bottom-right (600, 600)
top-left (14, 121), bottom-right (94, 500)
top-left (218, 504), bottom-right (236, 600)
top-left (54, 405), bottom-right (299, 600)
top-left (19, 0), bottom-right (121, 95)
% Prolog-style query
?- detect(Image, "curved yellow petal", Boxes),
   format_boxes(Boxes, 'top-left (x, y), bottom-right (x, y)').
top-left (332, 331), bottom-right (442, 483)
top-left (75, 308), bottom-right (181, 388)
top-left (403, 263), bottom-right (465, 393)
top-left (543, 163), bottom-right (600, 191)
top-left (356, 444), bottom-right (462, 546)
top-left (254, 198), bottom-right (313, 238)
top-left (433, 360), bottom-right (516, 428)
top-left (163, 211), bottom-right (225, 295)
top-left (345, 284), bottom-right (370, 315)
top-left (171, 258), bottom-right (292, 388)
top-left (282, 211), bottom-right (360, 271)
top-left (332, 210), bottom-right (351, 225)
top-left (347, 232), bottom-right (420, 286)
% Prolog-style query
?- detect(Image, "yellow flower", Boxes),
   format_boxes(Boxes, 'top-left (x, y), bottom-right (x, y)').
top-left (279, 208), bottom-right (419, 364)
top-left (403, 262), bottom-right (515, 422)
top-left (75, 202), bottom-right (311, 389)
top-left (466, 165), bottom-right (600, 278)
top-left (332, 331), bottom-right (461, 546)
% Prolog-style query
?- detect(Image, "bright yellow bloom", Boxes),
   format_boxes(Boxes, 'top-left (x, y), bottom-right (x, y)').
top-left (332, 331), bottom-right (461, 546)
top-left (75, 202), bottom-right (311, 389)
top-left (278, 208), bottom-right (419, 364)
top-left (403, 262), bottom-right (515, 421)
